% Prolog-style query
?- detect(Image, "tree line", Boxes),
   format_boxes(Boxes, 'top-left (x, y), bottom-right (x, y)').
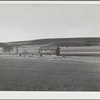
top-left (2, 44), bottom-right (13, 54)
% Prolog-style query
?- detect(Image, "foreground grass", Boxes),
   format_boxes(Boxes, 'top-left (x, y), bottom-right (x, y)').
top-left (0, 56), bottom-right (100, 91)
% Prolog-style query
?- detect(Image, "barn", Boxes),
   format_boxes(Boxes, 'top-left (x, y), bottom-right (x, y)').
top-left (39, 46), bottom-right (60, 56)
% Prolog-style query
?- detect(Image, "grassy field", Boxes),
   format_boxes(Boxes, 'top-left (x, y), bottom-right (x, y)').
top-left (60, 46), bottom-right (100, 56)
top-left (0, 56), bottom-right (100, 91)
top-left (60, 46), bottom-right (100, 52)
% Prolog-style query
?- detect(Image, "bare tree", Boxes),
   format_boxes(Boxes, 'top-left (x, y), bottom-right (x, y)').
top-left (3, 45), bottom-right (13, 54)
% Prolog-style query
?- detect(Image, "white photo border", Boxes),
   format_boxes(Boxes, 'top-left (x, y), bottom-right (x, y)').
top-left (0, 1), bottom-right (100, 99)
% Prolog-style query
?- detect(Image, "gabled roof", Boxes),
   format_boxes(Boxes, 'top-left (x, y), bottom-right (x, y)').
top-left (39, 46), bottom-right (58, 50)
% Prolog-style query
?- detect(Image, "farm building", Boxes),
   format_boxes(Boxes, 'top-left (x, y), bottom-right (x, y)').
top-left (39, 46), bottom-right (60, 56)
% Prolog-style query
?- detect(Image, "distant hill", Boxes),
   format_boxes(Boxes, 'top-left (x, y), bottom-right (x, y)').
top-left (1, 37), bottom-right (100, 47)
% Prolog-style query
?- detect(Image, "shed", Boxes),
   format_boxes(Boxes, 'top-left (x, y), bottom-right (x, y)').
top-left (39, 46), bottom-right (60, 56)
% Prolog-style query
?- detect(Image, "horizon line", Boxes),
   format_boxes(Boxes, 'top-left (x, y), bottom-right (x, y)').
top-left (1, 36), bottom-right (100, 43)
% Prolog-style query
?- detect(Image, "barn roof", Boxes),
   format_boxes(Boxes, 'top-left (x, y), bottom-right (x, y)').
top-left (39, 46), bottom-right (58, 50)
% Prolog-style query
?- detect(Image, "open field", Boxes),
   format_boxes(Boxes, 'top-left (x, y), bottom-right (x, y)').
top-left (61, 46), bottom-right (100, 52)
top-left (60, 52), bottom-right (100, 56)
top-left (0, 56), bottom-right (100, 91)
top-left (60, 46), bottom-right (100, 56)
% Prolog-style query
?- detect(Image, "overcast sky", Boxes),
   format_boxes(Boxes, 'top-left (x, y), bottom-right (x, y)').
top-left (0, 4), bottom-right (100, 42)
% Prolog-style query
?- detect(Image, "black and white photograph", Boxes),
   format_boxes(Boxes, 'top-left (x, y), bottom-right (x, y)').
top-left (0, 1), bottom-right (100, 91)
